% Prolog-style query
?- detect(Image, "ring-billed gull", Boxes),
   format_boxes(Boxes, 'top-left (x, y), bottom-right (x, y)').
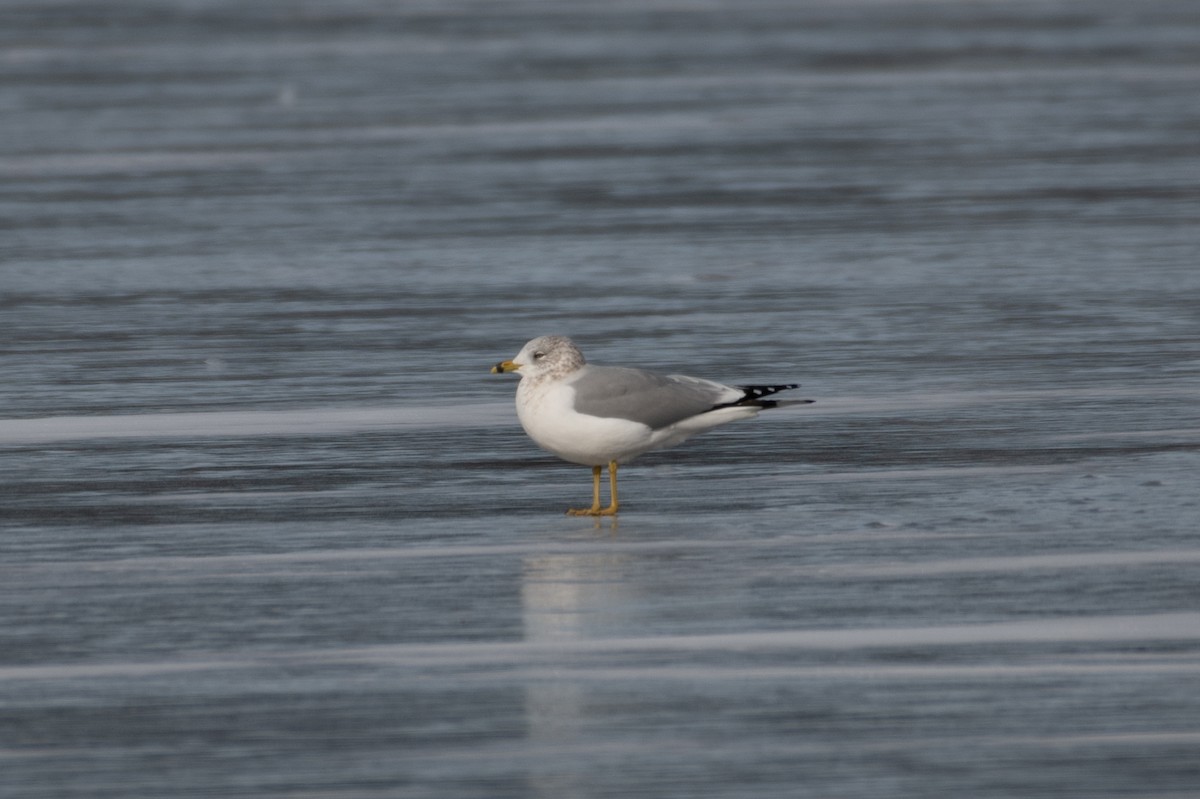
top-left (491, 335), bottom-right (812, 515)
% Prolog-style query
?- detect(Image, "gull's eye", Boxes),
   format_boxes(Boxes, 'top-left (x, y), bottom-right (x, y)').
top-left (533, 351), bottom-right (546, 360)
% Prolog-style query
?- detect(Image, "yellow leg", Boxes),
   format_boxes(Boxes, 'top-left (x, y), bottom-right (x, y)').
top-left (566, 465), bottom-right (604, 516)
top-left (600, 460), bottom-right (619, 516)
top-left (566, 462), bottom-right (620, 516)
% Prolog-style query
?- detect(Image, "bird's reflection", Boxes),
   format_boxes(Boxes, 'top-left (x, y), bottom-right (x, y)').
top-left (520, 547), bottom-right (634, 798)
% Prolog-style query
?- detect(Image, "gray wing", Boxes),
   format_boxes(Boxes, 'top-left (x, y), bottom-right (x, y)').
top-left (569, 365), bottom-right (739, 430)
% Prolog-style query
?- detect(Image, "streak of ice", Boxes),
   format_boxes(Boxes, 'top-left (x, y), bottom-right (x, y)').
top-left (0, 404), bottom-right (510, 444)
top-left (2, 613), bottom-right (1196, 682)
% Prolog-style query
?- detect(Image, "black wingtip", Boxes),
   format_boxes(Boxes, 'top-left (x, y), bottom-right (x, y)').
top-left (736, 383), bottom-right (802, 399)
top-left (758, 398), bottom-right (814, 410)
top-left (710, 383), bottom-right (811, 411)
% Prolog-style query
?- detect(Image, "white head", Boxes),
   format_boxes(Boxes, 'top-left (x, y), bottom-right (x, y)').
top-left (491, 335), bottom-right (586, 380)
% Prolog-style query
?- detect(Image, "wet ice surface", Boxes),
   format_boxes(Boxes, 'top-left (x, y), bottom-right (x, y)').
top-left (3, 0), bottom-right (1200, 797)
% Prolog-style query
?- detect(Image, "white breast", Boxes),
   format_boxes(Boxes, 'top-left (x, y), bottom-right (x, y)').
top-left (515, 378), bottom-right (656, 466)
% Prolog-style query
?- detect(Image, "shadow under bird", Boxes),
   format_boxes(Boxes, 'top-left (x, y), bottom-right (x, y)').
top-left (491, 335), bottom-right (812, 515)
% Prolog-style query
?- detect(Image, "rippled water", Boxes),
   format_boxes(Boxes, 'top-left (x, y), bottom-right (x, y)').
top-left (3, 1), bottom-right (1200, 797)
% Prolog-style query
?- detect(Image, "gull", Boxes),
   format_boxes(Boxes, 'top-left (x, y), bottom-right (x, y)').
top-left (491, 335), bottom-right (811, 515)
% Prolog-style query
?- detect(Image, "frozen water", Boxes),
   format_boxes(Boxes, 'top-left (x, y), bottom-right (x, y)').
top-left (2, 0), bottom-right (1199, 797)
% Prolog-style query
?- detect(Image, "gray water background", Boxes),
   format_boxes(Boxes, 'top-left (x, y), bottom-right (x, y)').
top-left (2, 1), bottom-right (1200, 796)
